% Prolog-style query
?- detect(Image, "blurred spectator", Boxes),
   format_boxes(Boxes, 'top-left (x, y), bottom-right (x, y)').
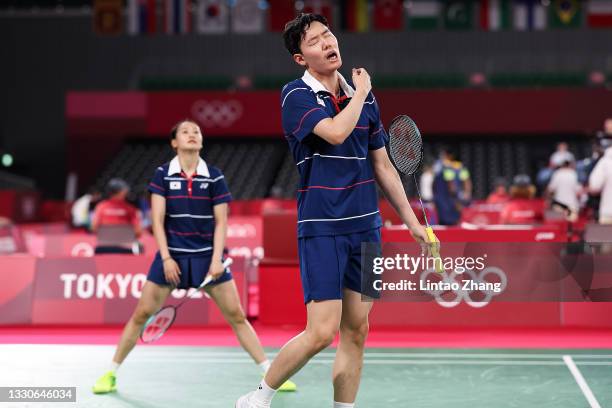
top-left (262, 186), bottom-right (286, 213)
top-left (500, 174), bottom-right (543, 224)
top-left (577, 140), bottom-right (605, 185)
top-left (433, 147), bottom-right (472, 225)
top-left (137, 189), bottom-right (152, 230)
top-left (486, 177), bottom-right (510, 204)
top-left (537, 142), bottom-right (576, 190)
top-left (92, 178), bottom-right (142, 237)
top-left (419, 161), bottom-right (434, 203)
top-left (588, 134), bottom-right (612, 224)
top-left (71, 187), bottom-right (101, 229)
top-left (546, 159), bottom-right (581, 221)
top-left (549, 142), bottom-right (575, 168)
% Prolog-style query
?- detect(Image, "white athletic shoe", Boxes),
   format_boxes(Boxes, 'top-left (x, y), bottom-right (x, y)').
top-left (235, 391), bottom-right (261, 408)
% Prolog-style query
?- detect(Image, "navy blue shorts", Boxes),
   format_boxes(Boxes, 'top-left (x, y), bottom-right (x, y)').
top-left (147, 252), bottom-right (233, 289)
top-left (298, 228), bottom-right (381, 304)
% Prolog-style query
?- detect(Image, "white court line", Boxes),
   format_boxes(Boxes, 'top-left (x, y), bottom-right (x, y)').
top-left (134, 358), bottom-right (612, 366)
top-left (563, 355), bottom-right (602, 408)
top-left (5, 345), bottom-right (612, 360)
top-left (133, 351), bottom-right (612, 359)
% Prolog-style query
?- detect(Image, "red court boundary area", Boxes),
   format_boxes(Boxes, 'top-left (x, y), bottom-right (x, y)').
top-left (1, 325), bottom-right (611, 349)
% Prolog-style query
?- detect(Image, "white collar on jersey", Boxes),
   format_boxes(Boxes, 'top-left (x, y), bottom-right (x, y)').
top-left (302, 70), bottom-right (355, 98)
top-left (168, 156), bottom-right (210, 177)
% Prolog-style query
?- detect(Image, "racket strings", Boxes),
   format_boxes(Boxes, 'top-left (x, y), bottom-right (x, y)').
top-left (388, 116), bottom-right (423, 176)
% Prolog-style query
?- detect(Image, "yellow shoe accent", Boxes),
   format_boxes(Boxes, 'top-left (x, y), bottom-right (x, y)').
top-left (92, 371), bottom-right (117, 394)
top-left (277, 379), bottom-right (297, 392)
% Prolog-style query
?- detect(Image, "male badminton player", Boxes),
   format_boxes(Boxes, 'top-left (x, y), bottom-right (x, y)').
top-left (93, 120), bottom-right (296, 394)
top-left (236, 14), bottom-right (429, 408)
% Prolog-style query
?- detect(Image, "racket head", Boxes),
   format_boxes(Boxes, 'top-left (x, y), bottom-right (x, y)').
top-left (140, 306), bottom-right (177, 343)
top-left (388, 115), bottom-right (424, 176)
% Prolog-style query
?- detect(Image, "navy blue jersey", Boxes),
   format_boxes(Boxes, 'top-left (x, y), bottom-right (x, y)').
top-left (281, 70), bottom-right (388, 237)
top-left (148, 157), bottom-right (231, 255)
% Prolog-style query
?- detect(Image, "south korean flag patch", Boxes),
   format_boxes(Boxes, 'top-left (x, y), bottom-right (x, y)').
top-left (170, 181), bottom-right (181, 190)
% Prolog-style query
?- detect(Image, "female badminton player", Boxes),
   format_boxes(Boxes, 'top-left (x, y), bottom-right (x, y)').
top-left (92, 119), bottom-right (296, 394)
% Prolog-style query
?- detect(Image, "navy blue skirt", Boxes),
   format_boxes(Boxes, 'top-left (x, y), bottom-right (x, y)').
top-left (147, 252), bottom-right (232, 289)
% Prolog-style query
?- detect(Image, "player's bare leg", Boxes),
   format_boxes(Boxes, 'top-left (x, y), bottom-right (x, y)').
top-left (236, 300), bottom-right (343, 406)
top-left (113, 281), bottom-right (172, 364)
top-left (332, 288), bottom-right (373, 404)
top-left (93, 281), bottom-right (171, 394)
top-left (207, 280), bottom-right (267, 364)
top-left (265, 299), bottom-right (341, 387)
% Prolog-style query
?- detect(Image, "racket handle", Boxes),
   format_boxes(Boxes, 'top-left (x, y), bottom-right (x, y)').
top-left (200, 257), bottom-right (234, 298)
top-left (425, 227), bottom-right (445, 274)
top-left (222, 257), bottom-right (233, 268)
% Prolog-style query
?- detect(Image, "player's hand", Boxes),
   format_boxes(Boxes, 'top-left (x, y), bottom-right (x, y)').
top-left (162, 258), bottom-right (181, 286)
top-left (208, 258), bottom-right (225, 280)
top-left (409, 224), bottom-right (430, 256)
top-left (352, 68), bottom-right (371, 96)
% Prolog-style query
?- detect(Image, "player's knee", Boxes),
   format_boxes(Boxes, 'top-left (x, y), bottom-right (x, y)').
top-left (308, 325), bottom-right (338, 351)
top-left (225, 307), bottom-right (247, 326)
top-left (341, 321), bottom-right (369, 345)
top-left (132, 307), bottom-right (155, 326)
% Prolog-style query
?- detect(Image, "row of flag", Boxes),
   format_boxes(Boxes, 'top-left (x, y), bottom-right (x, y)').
top-left (93, 0), bottom-right (612, 36)
top-left (94, 0), bottom-right (269, 35)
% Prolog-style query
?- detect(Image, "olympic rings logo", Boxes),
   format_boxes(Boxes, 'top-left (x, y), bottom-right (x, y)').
top-left (191, 100), bottom-right (243, 128)
top-left (420, 267), bottom-right (507, 308)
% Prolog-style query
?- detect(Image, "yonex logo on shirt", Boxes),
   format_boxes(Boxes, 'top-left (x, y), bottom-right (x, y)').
top-left (200, 183), bottom-right (209, 189)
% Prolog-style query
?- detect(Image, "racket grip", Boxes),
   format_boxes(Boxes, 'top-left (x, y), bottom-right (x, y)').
top-left (222, 257), bottom-right (233, 268)
top-left (425, 227), bottom-right (445, 274)
top-left (200, 257), bottom-right (234, 298)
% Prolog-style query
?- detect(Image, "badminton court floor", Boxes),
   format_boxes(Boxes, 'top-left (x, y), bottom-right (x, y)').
top-left (1, 345), bottom-right (611, 407)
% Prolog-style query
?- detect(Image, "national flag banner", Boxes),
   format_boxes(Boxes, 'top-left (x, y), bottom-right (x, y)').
top-left (587, 0), bottom-right (612, 28)
top-left (373, 0), bottom-right (404, 31)
top-left (444, 0), bottom-right (474, 30)
top-left (127, 0), bottom-right (157, 35)
top-left (268, 0), bottom-right (296, 32)
top-left (196, 0), bottom-right (228, 34)
top-left (163, 0), bottom-right (192, 34)
top-left (231, 0), bottom-right (264, 34)
top-left (341, 0), bottom-right (369, 32)
top-left (513, 0), bottom-right (546, 31)
top-left (480, 0), bottom-right (511, 31)
top-left (94, 0), bottom-right (123, 35)
top-left (549, 0), bottom-right (583, 28)
top-left (408, 0), bottom-right (440, 30)
top-left (302, 0), bottom-right (334, 27)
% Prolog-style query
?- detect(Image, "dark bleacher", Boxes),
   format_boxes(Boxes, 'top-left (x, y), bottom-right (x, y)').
top-left (90, 136), bottom-right (592, 202)
top-left (92, 139), bottom-right (287, 201)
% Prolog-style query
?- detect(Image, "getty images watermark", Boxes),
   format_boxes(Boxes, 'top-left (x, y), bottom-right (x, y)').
top-left (371, 252), bottom-right (502, 294)
top-left (361, 242), bottom-right (612, 304)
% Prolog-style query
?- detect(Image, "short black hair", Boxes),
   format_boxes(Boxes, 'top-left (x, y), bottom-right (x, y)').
top-left (283, 13), bottom-right (329, 55)
top-left (106, 178), bottom-right (129, 196)
top-left (170, 119), bottom-right (199, 141)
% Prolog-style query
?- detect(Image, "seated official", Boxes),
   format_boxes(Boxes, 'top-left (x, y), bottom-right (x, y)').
top-left (92, 178), bottom-right (142, 254)
top-left (500, 174), bottom-right (544, 225)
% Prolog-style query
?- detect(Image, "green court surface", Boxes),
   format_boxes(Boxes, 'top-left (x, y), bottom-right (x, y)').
top-left (1, 345), bottom-right (611, 407)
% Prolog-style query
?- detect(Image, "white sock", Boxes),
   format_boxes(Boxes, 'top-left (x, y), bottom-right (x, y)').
top-left (251, 379), bottom-right (276, 406)
top-left (333, 402), bottom-right (355, 408)
top-left (110, 361), bottom-right (120, 373)
top-left (258, 360), bottom-right (271, 374)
